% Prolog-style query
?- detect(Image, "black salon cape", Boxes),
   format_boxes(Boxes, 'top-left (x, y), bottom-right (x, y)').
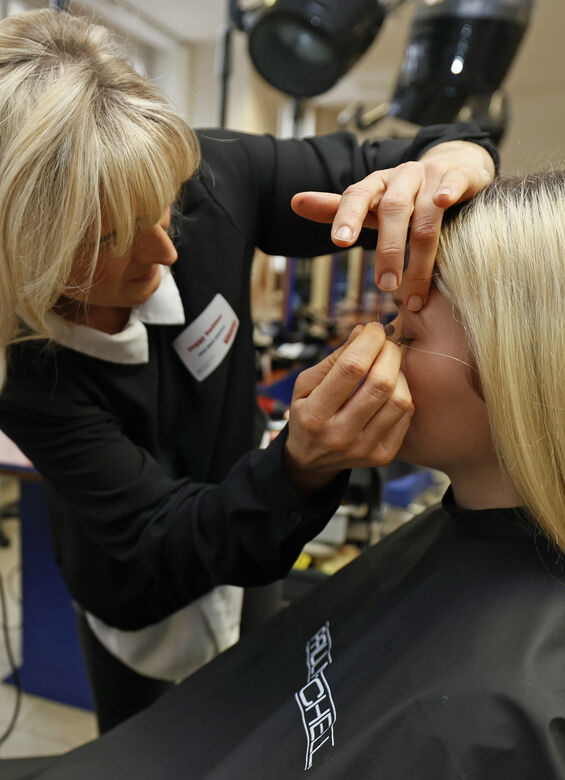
top-left (11, 491), bottom-right (565, 779)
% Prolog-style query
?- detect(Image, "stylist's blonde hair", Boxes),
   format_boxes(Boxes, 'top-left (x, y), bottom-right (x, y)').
top-left (436, 171), bottom-right (565, 553)
top-left (0, 9), bottom-right (199, 383)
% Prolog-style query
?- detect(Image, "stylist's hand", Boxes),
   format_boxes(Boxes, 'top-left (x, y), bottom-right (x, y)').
top-left (284, 323), bottom-right (413, 496)
top-left (291, 140), bottom-right (495, 312)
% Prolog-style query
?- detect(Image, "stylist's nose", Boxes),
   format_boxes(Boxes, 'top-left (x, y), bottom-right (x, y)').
top-left (135, 219), bottom-right (177, 267)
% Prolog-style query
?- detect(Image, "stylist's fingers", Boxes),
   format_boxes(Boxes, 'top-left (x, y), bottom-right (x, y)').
top-left (284, 333), bottom-right (411, 493)
top-left (342, 369), bottom-right (412, 465)
top-left (292, 176), bottom-right (384, 247)
top-left (335, 339), bottom-right (403, 431)
top-left (364, 376), bottom-right (414, 466)
top-left (292, 323), bottom-right (364, 398)
top-left (400, 163), bottom-right (447, 310)
top-left (290, 191), bottom-right (342, 225)
top-left (293, 323), bottom-right (386, 412)
top-left (433, 164), bottom-right (494, 209)
top-left (292, 183), bottom-right (382, 247)
top-left (328, 176), bottom-right (384, 245)
top-left (372, 162), bottom-right (425, 293)
top-left (402, 162), bottom-right (493, 309)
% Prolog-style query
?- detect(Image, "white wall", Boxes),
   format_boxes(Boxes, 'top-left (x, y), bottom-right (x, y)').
top-left (190, 33), bottom-right (288, 135)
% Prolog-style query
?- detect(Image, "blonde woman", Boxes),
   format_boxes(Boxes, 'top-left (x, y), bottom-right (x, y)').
top-left (0, 9), bottom-right (497, 731)
top-left (31, 171), bottom-right (565, 779)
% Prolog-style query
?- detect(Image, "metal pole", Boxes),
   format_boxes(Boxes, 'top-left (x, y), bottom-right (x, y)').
top-left (292, 99), bottom-right (304, 138)
top-left (217, 0), bottom-right (246, 128)
top-left (229, 0), bottom-right (244, 31)
top-left (217, 19), bottom-right (234, 128)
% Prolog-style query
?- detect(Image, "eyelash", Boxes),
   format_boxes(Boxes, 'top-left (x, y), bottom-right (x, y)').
top-left (98, 234), bottom-right (115, 251)
top-left (395, 336), bottom-right (414, 347)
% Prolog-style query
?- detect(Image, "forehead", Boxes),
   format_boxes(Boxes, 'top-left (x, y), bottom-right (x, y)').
top-left (420, 284), bottom-right (457, 322)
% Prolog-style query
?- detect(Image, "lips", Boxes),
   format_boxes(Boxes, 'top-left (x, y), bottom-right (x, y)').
top-left (130, 266), bottom-right (158, 283)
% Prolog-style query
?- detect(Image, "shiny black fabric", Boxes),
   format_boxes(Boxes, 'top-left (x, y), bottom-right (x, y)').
top-left (21, 491), bottom-right (565, 778)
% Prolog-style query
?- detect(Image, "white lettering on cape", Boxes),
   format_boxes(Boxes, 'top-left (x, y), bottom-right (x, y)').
top-left (294, 622), bottom-right (336, 771)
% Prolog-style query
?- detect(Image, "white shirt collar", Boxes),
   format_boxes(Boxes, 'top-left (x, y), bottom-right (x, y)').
top-left (45, 266), bottom-right (185, 365)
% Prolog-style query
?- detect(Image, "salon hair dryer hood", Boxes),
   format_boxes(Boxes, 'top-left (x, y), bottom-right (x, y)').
top-left (388, 0), bottom-right (535, 126)
top-left (245, 0), bottom-right (386, 98)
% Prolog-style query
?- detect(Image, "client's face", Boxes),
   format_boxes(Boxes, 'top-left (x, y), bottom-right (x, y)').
top-left (389, 284), bottom-right (496, 479)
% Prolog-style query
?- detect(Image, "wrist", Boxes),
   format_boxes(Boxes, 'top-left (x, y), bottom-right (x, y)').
top-left (283, 444), bottom-right (342, 498)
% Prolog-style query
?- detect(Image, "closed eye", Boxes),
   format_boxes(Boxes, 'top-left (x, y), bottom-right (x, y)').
top-left (99, 231), bottom-right (117, 250)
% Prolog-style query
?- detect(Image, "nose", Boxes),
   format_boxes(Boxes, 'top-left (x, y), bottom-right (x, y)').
top-left (135, 223), bottom-right (178, 267)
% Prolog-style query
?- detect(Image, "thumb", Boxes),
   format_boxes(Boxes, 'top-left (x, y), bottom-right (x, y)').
top-left (291, 191), bottom-right (341, 224)
top-left (292, 324), bottom-right (364, 398)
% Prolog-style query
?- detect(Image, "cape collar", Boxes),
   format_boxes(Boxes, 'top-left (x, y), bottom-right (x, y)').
top-left (441, 486), bottom-right (537, 542)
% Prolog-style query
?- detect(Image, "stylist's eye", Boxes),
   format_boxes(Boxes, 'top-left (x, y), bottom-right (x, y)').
top-left (99, 232), bottom-right (116, 251)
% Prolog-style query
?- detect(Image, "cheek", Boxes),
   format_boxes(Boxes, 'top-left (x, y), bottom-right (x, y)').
top-left (400, 350), bottom-right (492, 467)
top-left (91, 256), bottom-right (124, 285)
top-left (403, 351), bottom-right (471, 420)
top-left (72, 254), bottom-right (128, 289)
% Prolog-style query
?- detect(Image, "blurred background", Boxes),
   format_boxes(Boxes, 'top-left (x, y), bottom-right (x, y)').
top-left (30, 0), bottom-right (563, 172)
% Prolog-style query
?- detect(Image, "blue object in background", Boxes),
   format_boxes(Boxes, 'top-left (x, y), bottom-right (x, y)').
top-left (4, 480), bottom-right (93, 711)
top-left (383, 469), bottom-right (435, 509)
top-left (284, 258), bottom-right (297, 327)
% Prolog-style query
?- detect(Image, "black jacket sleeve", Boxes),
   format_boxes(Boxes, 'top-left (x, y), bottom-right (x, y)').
top-left (0, 353), bottom-right (348, 629)
top-left (194, 122), bottom-right (498, 258)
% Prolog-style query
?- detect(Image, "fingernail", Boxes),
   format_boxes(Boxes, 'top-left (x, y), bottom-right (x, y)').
top-left (378, 272), bottom-right (398, 292)
top-left (370, 321), bottom-right (384, 328)
top-left (334, 225), bottom-right (353, 242)
top-left (436, 188), bottom-right (452, 197)
top-left (347, 324), bottom-right (363, 341)
top-left (407, 294), bottom-right (423, 312)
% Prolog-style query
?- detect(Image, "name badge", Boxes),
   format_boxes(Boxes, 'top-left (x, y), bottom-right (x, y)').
top-left (173, 294), bottom-right (239, 382)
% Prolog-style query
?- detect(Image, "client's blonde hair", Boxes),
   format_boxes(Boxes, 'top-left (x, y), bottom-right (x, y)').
top-left (436, 171), bottom-right (565, 552)
top-left (0, 9), bottom-right (199, 381)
